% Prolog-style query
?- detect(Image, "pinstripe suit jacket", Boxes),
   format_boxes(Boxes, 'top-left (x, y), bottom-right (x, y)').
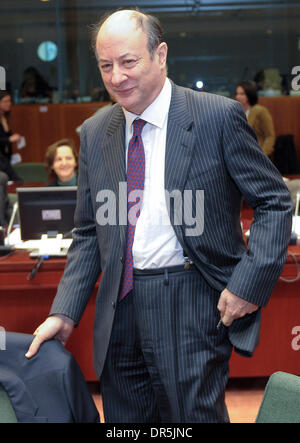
top-left (50, 81), bottom-right (293, 376)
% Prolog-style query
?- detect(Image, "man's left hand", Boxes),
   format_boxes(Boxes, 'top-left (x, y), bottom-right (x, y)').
top-left (217, 288), bottom-right (259, 327)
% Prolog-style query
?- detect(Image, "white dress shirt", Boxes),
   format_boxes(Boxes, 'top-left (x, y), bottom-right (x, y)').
top-left (122, 77), bottom-right (184, 269)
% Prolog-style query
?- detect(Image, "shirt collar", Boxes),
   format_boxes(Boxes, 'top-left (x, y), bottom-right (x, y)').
top-left (122, 77), bottom-right (172, 130)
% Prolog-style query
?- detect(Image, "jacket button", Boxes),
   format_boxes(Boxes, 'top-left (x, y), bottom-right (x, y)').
top-left (120, 256), bottom-right (124, 264)
top-left (112, 301), bottom-right (116, 309)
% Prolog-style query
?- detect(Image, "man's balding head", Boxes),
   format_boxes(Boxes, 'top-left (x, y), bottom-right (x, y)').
top-left (93, 9), bottom-right (164, 61)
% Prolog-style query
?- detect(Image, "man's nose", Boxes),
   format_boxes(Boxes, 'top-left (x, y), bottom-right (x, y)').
top-left (111, 65), bottom-right (127, 86)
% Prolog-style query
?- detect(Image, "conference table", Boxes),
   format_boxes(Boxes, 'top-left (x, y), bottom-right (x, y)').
top-left (1, 214), bottom-right (300, 381)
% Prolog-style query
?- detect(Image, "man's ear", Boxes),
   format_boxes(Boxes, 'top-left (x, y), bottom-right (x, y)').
top-left (156, 42), bottom-right (168, 68)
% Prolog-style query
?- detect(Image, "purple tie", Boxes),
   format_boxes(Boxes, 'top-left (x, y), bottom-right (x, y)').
top-left (119, 118), bottom-right (147, 300)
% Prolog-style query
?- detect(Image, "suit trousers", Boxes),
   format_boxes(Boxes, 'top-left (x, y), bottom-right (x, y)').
top-left (100, 265), bottom-right (233, 423)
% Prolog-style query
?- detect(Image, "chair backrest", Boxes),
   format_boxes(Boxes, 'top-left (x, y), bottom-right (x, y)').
top-left (0, 332), bottom-right (100, 423)
top-left (13, 163), bottom-right (48, 183)
top-left (0, 385), bottom-right (18, 423)
top-left (256, 371), bottom-right (300, 423)
top-left (273, 134), bottom-right (300, 174)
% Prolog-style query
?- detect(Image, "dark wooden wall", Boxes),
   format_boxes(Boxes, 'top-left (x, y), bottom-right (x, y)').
top-left (9, 102), bottom-right (110, 163)
top-left (9, 97), bottom-right (300, 165)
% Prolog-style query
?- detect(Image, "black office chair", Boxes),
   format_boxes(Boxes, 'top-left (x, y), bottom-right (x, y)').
top-left (273, 134), bottom-right (300, 175)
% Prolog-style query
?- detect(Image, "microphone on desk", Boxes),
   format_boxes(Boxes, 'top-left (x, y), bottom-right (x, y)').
top-left (0, 202), bottom-right (18, 256)
top-left (7, 202), bottom-right (19, 243)
top-left (27, 255), bottom-right (50, 280)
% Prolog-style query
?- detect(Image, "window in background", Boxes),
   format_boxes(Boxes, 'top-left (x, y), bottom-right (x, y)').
top-left (0, 0), bottom-right (299, 103)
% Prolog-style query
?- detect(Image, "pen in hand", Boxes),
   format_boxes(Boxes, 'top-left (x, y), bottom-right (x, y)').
top-left (217, 319), bottom-right (222, 330)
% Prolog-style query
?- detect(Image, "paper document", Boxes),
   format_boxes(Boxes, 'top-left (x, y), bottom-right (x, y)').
top-left (17, 136), bottom-right (26, 150)
top-left (10, 153), bottom-right (22, 164)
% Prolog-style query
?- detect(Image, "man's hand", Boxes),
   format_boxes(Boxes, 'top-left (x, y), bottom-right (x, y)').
top-left (217, 288), bottom-right (259, 327)
top-left (25, 314), bottom-right (75, 359)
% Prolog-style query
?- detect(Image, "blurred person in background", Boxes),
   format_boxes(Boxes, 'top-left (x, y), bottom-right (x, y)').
top-left (235, 81), bottom-right (275, 158)
top-left (20, 67), bottom-right (52, 100)
top-left (0, 170), bottom-right (11, 225)
top-left (0, 91), bottom-right (23, 181)
top-left (45, 139), bottom-right (78, 186)
top-left (0, 91), bottom-right (23, 225)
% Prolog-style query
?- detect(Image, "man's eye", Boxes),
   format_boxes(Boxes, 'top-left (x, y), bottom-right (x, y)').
top-left (101, 64), bottom-right (111, 71)
top-left (123, 59), bottom-right (136, 66)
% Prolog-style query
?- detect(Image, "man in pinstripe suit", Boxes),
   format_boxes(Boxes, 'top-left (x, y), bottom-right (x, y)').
top-left (26, 9), bottom-right (293, 422)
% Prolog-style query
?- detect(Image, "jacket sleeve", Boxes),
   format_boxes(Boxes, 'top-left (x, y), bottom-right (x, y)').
top-left (223, 100), bottom-right (293, 306)
top-left (50, 123), bottom-right (102, 323)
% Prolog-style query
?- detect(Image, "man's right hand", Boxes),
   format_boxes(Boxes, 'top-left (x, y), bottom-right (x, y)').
top-left (25, 314), bottom-right (75, 359)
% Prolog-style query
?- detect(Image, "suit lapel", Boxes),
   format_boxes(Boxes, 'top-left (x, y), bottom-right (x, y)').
top-left (102, 105), bottom-right (126, 193)
top-left (101, 105), bottom-right (127, 249)
top-left (165, 83), bottom-right (196, 245)
top-left (165, 82), bottom-right (195, 194)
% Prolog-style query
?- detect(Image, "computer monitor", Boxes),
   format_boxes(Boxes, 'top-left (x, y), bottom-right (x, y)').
top-left (17, 186), bottom-right (77, 241)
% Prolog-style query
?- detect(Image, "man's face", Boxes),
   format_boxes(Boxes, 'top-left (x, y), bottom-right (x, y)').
top-left (96, 16), bottom-right (167, 115)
